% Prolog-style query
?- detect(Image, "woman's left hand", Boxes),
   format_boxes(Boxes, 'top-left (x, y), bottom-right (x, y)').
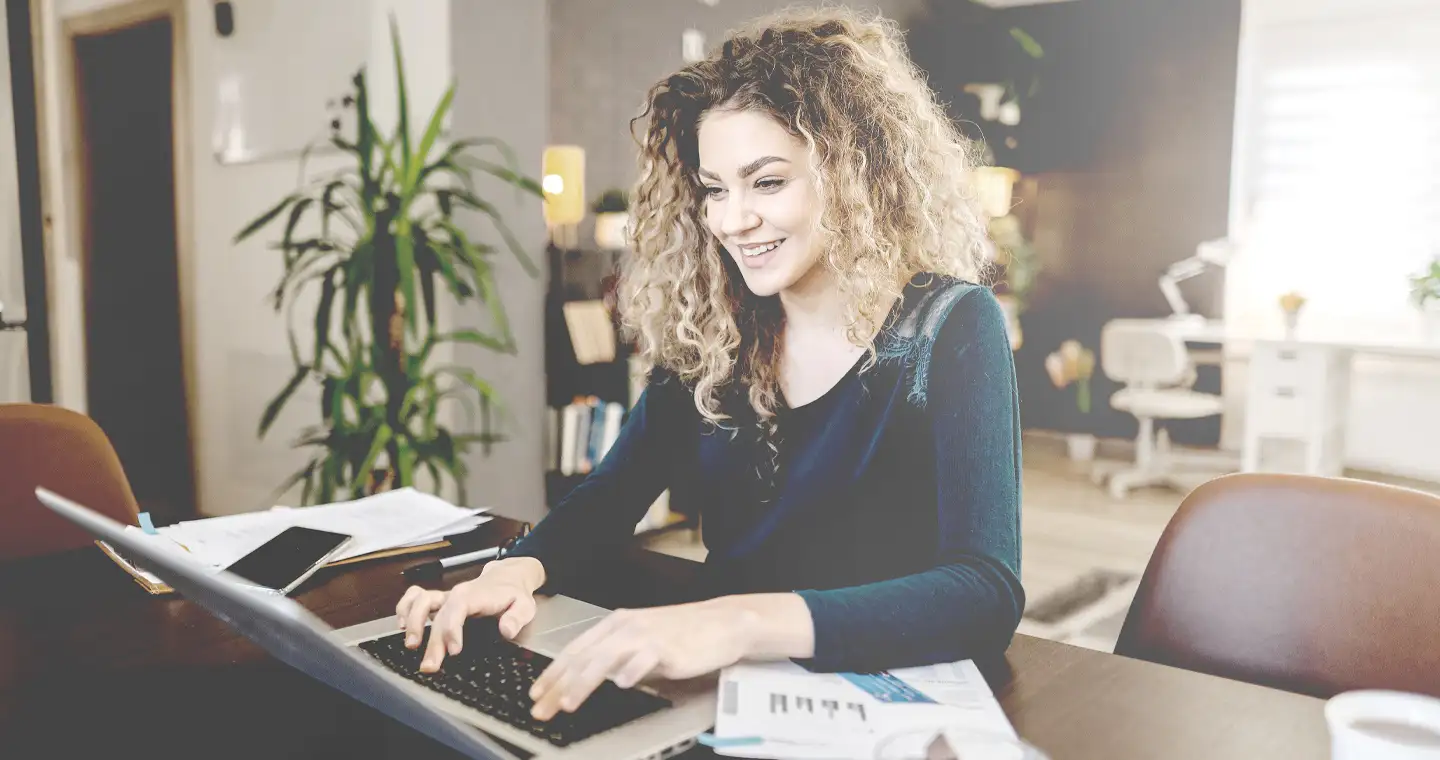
top-left (527, 599), bottom-right (756, 721)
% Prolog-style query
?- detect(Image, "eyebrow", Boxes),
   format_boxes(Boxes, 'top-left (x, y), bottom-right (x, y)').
top-left (697, 156), bottom-right (790, 182)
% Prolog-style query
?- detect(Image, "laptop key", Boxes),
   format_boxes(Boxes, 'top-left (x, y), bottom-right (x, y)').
top-left (358, 622), bottom-right (671, 747)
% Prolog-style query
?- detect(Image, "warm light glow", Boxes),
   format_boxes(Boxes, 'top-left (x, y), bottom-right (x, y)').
top-left (973, 166), bottom-right (1020, 219)
top-left (542, 145), bottom-right (585, 227)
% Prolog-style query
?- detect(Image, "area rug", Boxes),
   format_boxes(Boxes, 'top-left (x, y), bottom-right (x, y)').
top-left (1018, 568), bottom-right (1141, 652)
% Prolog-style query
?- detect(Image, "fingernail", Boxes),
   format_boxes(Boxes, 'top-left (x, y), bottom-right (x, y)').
top-left (561, 698), bottom-right (574, 711)
top-left (406, 635), bottom-right (416, 647)
top-left (448, 642), bottom-right (461, 655)
top-left (501, 623), bottom-right (515, 638)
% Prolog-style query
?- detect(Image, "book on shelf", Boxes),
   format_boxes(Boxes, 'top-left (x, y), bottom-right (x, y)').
top-left (546, 396), bottom-right (626, 477)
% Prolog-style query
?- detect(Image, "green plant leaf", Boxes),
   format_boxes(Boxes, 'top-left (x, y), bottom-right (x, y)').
top-left (437, 328), bottom-right (513, 354)
top-left (389, 15), bottom-right (412, 178)
top-left (406, 84), bottom-right (455, 192)
top-left (260, 367), bottom-right (309, 437)
top-left (1010, 27), bottom-right (1044, 59)
top-left (449, 189), bottom-right (539, 276)
top-left (313, 265), bottom-right (342, 371)
top-left (235, 194), bottom-right (300, 244)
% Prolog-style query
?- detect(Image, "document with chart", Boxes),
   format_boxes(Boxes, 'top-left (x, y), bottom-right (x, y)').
top-left (711, 658), bottom-right (1017, 758)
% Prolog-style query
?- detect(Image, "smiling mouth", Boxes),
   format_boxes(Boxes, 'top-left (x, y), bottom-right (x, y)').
top-left (739, 239), bottom-right (786, 257)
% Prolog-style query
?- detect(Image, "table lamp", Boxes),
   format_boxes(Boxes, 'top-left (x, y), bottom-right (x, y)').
top-left (1160, 238), bottom-right (1235, 319)
top-left (543, 145), bottom-right (585, 248)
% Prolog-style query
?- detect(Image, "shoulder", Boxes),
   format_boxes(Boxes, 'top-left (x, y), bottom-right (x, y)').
top-left (878, 274), bottom-right (1010, 407)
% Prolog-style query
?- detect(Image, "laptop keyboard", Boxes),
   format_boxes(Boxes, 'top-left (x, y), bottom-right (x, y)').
top-left (358, 618), bottom-right (671, 747)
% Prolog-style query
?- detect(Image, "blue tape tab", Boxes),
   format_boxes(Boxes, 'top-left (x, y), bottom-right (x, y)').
top-left (137, 512), bottom-right (158, 535)
top-left (697, 733), bottom-right (764, 748)
top-left (839, 672), bottom-right (936, 704)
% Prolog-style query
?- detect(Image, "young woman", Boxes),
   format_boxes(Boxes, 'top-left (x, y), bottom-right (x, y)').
top-left (396, 6), bottom-right (1023, 723)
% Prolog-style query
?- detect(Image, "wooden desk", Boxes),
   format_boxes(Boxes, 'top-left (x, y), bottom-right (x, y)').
top-left (0, 515), bottom-right (1330, 759)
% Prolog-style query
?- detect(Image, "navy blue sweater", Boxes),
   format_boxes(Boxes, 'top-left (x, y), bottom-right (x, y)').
top-left (510, 275), bottom-right (1024, 673)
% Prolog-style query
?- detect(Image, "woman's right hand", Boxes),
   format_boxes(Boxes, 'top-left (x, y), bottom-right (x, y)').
top-left (395, 556), bottom-right (546, 673)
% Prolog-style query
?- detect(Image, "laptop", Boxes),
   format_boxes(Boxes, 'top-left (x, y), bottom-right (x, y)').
top-left (35, 487), bottom-right (716, 760)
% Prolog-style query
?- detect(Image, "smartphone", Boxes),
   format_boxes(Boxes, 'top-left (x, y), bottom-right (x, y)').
top-left (222, 526), bottom-right (353, 595)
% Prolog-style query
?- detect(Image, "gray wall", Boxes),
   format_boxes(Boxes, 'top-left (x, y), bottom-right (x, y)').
top-left (549, 0), bottom-right (929, 240)
top-left (451, 0), bottom-right (549, 522)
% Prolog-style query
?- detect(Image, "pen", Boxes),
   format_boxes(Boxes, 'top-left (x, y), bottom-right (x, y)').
top-left (402, 524), bottom-right (530, 582)
top-left (403, 546), bottom-right (501, 580)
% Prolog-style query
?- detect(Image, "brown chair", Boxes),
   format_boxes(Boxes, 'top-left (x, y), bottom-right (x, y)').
top-left (1115, 472), bottom-right (1440, 699)
top-left (0, 404), bottom-right (141, 561)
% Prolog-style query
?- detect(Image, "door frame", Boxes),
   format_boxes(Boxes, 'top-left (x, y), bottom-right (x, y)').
top-left (37, 0), bottom-right (199, 504)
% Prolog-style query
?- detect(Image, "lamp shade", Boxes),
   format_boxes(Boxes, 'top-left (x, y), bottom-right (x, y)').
top-left (542, 145), bottom-right (586, 227)
top-left (973, 166), bottom-right (1020, 219)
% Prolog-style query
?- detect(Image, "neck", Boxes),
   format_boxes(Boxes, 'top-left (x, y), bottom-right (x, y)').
top-left (778, 265), bottom-right (848, 335)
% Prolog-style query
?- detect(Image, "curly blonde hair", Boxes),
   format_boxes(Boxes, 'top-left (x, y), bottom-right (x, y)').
top-left (621, 5), bottom-right (992, 428)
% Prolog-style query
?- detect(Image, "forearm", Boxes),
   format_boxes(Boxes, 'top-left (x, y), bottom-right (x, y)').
top-left (707, 593), bottom-right (816, 661)
top-left (794, 559), bottom-right (1023, 673)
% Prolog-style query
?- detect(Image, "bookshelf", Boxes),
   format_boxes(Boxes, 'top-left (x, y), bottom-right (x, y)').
top-left (543, 243), bottom-right (692, 535)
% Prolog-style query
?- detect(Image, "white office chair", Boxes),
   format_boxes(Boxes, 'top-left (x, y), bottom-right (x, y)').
top-left (1092, 320), bottom-right (1225, 499)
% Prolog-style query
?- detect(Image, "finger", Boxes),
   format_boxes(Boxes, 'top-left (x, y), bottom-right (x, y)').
top-left (420, 617), bottom-right (449, 673)
top-left (613, 649), bottom-right (662, 689)
top-left (396, 585), bottom-right (426, 625)
top-left (496, 594), bottom-right (536, 639)
top-left (404, 591), bottom-right (442, 649)
top-left (533, 610), bottom-right (622, 694)
top-left (558, 646), bottom-right (636, 713)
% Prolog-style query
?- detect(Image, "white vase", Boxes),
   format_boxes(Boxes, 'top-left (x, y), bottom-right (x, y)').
top-left (594, 212), bottom-right (630, 250)
top-left (1067, 433), bottom-right (1097, 462)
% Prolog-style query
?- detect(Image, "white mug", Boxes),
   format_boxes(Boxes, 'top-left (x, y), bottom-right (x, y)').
top-left (1326, 690), bottom-right (1440, 759)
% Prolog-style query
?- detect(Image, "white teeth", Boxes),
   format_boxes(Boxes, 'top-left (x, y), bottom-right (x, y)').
top-left (741, 239), bottom-right (784, 257)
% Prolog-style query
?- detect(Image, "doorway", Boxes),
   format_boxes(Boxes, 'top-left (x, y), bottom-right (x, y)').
top-left (71, 10), bottom-right (195, 521)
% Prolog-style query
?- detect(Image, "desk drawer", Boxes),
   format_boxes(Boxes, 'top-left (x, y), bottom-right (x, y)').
top-left (1250, 344), bottom-right (1331, 386)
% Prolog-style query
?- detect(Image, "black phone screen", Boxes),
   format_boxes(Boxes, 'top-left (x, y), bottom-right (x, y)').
top-left (223, 526), bottom-right (351, 591)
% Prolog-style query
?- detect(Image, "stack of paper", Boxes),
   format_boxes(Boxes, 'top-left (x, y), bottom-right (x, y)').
top-left (709, 659), bottom-right (1023, 760)
top-left (97, 488), bottom-right (491, 594)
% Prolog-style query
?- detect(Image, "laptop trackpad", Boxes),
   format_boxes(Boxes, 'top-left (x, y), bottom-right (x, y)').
top-left (523, 614), bottom-right (604, 657)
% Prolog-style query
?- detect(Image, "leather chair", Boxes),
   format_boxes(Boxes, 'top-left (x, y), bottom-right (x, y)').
top-left (1115, 472), bottom-right (1440, 699)
top-left (0, 404), bottom-right (141, 561)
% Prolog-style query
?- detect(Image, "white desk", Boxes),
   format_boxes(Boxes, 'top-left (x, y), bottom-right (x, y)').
top-left (1100, 318), bottom-right (1440, 479)
top-left (1240, 334), bottom-right (1440, 477)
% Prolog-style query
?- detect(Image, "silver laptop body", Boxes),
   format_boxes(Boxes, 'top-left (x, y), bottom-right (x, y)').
top-left (36, 487), bottom-right (715, 760)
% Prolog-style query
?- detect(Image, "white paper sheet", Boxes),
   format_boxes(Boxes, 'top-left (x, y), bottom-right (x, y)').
top-left (711, 659), bottom-right (1019, 760)
top-left (149, 488), bottom-right (490, 567)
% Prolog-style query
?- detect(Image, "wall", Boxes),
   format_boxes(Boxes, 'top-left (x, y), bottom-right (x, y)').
top-left (39, 0), bottom-right (455, 515)
top-left (448, 0), bottom-right (550, 523)
top-left (911, 0), bottom-right (1243, 443)
top-left (548, 0), bottom-right (929, 244)
top-left (0, 2), bottom-right (28, 404)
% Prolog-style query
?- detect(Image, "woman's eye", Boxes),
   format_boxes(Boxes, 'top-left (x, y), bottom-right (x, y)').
top-left (703, 186), bottom-right (725, 199)
top-left (756, 178), bottom-right (786, 191)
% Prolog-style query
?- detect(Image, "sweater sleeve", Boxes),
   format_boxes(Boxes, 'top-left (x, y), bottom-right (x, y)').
top-left (506, 370), bottom-right (690, 594)
top-left (794, 287), bottom-right (1025, 672)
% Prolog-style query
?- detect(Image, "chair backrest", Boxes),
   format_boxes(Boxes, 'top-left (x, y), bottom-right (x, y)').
top-left (0, 404), bottom-right (140, 561)
top-left (1115, 473), bottom-right (1440, 699)
top-left (1099, 320), bottom-right (1193, 389)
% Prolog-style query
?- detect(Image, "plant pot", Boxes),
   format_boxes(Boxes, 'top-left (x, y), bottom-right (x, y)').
top-left (594, 212), bottom-right (630, 250)
top-left (1067, 433), bottom-right (1097, 462)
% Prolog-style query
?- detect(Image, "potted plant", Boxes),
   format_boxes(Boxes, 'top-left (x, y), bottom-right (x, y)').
top-left (1045, 340), bottom-right (1097, 461)
top-left (234, 19), bottom-right (541, 505)
top-left (591, 188), bottom-right (630, 250)
top-left (1409, 256), bottom-right (1440, 342)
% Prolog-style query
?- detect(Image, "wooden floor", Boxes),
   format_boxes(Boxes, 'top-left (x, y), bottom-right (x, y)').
top-left (643, 432), bottom-right (1440, 652)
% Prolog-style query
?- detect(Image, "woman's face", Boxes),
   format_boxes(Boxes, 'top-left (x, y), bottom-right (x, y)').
top-left (697, 108), bottom-right (825, 298)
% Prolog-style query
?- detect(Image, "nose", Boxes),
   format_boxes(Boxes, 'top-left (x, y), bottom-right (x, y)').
top-left (719, 193), bottom-right (760, 239)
